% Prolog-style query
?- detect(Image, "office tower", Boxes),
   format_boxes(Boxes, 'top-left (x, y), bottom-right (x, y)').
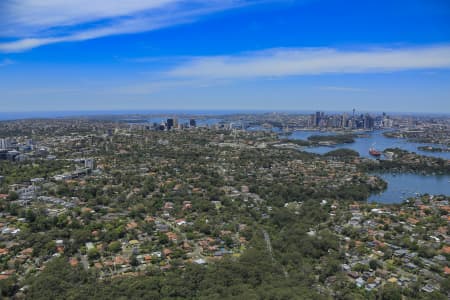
top-left (167, 118), bottom-right (174, 130)
top-left (0, 139), bottom-right (9, 150)
top-left (315, 111), bottom-right (321, 127)
top-left (85, 158), bottom-right (95, 170)
top-left (189, 119), bottom-right (196, 127)
top-left (364, 114), bottom-right (374, 129)
top-left (342, 113), bottom-right (348, 128)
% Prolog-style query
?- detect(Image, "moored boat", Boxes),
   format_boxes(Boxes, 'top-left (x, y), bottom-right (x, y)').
top-left (369, 147), bottom-right (382, 157)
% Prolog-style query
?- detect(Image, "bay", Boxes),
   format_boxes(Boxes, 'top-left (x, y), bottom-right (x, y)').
top-left (368, 173), bottom-right (450, 203)
top-left (288, 130), bottom-right (450, 160)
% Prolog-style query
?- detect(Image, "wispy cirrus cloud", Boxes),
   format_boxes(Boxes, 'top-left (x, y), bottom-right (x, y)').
top-left (0, 0), bottom-right (257, 52)
top-left (167, 45), bottom-right (450, 78)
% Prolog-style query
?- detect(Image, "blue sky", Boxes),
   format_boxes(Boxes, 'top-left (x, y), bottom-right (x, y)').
top-left (1, 0), bottom-right (450, 113)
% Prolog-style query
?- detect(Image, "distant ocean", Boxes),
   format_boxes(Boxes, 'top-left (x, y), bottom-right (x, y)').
top-left (0, 110), bottom-right (252, 121)
top-left (0, 110), bottom-right (448, 121)
top-left (0, 110), bottom-right (320, 121)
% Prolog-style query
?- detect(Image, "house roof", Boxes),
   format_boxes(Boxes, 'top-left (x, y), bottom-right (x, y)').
top-left (444, 266), bottom-right (450, 275)
top-left (388, 277), bottom-right (398, 283)
top-left (441, 246), bottom-right (450, 254)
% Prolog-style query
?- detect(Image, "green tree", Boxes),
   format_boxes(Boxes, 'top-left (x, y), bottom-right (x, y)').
top-left (107, 241), bottom-right (122, 253)
top-left (7, 191), bottom-right (18, 201)
top-left (378, 283), bottom-right (402, 300)
top-left (87, 248), bottom-right (100, 260)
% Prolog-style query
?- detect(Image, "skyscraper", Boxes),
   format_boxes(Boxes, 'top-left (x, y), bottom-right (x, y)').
top-left (0, 139), bottom-right (9, 150)
top-left (364, 114), bottom-right (374, 129)
top-left (85, 158), bottom-right (95, 170)
top-left (167, 118), bottom-right (174, 130)
top-left (342, 113), bottom-right (348, 128)
top-left (315, 111), bottom-right (321, 127)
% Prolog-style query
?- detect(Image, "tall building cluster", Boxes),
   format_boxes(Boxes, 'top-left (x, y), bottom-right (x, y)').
top-left (151, 118), bottom-right (197, 131)
top-left (311, 110), bottom-right (393, 129)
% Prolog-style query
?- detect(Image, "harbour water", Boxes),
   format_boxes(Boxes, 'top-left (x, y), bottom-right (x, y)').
top-left (287, 130), bottom-right (450, 203)
top-left (288, 130), bottom-right (450, 160)
top-left (368, 173), bottom-right (450, 203)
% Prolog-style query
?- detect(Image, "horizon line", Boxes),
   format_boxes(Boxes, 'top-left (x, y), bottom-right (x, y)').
top-left (1, 109), bottom-right (449, 117)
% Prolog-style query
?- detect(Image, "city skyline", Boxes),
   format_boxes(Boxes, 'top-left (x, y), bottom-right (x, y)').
top-left (1, 0), bottom-right (450, 113)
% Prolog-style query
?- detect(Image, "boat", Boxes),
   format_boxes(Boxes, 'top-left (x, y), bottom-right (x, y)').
top-left (369, 147), bottom-right (382, 157)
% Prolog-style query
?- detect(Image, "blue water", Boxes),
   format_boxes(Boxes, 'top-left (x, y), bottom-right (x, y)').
top-left (0, 110), bottom-right (268, 121)
top-left (246, 126), bottom-right (283, 133)
top-left (288, 130), bottom-right (450, 203)
top-left (289, 130), bottom-right (450, 160)
top-left (369, 173), bottom-right (450, 203)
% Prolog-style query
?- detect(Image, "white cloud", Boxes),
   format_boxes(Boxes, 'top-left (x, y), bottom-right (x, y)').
top-left (1, 0), bottom-right (178, 30)
top-left (0, 15), bottom-right (180, 52)
top-left (167, 45), bottom-right (450, 78)
top-left (0, 0), bottom-right (253, 52)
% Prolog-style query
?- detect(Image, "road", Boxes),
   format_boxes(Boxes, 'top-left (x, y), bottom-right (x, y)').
top-left (262, 229), bottom-right (274, 262)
